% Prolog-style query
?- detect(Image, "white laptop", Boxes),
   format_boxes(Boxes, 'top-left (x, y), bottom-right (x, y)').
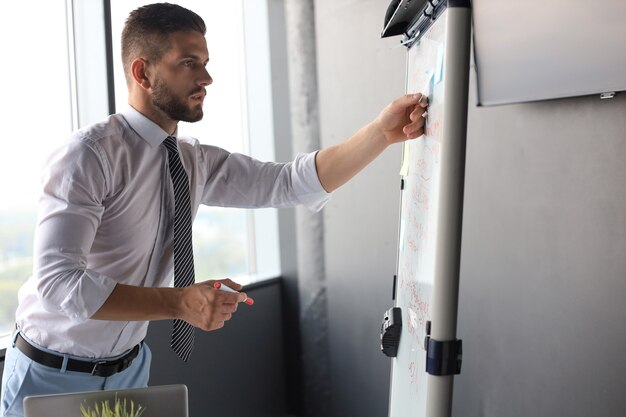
top-left (23, 384), bottom-right (188, 417)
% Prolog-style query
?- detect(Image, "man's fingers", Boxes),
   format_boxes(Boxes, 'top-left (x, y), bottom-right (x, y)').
top-left (210, 321), bottom-right (225, 331)
top-left (220, 278), bottom-right (243, 291)
top-left (404, 114), bottom-right (426, 132)
top-left (409, 105), bottom-right (427, 121)
top-left (398, 93), bottom-right (428, 109)
top-left (211, 280), bottom-right (253, 305)
top-left (212, 290), bottom-right (248, 314)
top-left (218, 300), bottom-right (240, 313)
top-left (403, 118), bottom-right (426, 138)
top-left (388, 93), bottom-right (423, 114)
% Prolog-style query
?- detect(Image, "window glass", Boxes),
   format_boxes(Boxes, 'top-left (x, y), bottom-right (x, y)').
top-left (0, 0), bottom-right (73, 343)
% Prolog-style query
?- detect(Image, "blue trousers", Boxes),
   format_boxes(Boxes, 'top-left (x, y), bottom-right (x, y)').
top-left (1, 333), bottom-right (151, 417)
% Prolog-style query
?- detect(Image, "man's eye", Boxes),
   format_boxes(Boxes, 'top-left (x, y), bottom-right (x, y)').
top-left (183, 60), bottom-right (193, 67)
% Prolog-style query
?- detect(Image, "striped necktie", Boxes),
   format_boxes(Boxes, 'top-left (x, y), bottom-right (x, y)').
top-left (163, 136), bottom-right (196, 362)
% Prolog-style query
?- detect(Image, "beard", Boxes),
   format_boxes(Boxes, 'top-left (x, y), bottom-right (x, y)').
top-left (150, 77), bottom-right (204, 123)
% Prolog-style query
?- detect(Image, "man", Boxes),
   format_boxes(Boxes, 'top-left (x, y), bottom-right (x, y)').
top-left (0, 3), bottom-right (427, 416)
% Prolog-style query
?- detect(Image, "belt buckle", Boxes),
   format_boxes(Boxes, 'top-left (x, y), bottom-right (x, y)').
top-left (90, 345), bottom-right (138, 377)
top-left (91, 360), bottom-right (109, 376)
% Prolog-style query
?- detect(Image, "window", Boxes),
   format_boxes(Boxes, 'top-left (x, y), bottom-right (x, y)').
top-left (0, 0), bottom-right (74, 348)
top-left (0, 0), bottom-right (279, 350)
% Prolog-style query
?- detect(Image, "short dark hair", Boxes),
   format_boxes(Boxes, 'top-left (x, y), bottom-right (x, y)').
top-left (121, 2), bottom-right (206, 84)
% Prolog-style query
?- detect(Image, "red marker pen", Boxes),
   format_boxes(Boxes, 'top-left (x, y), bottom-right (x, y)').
top-left (213, 282), bottom-right (254, 305)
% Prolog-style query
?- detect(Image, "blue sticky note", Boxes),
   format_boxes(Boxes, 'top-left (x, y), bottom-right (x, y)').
top-left (434, 44), bottom-right (444, 84)
top-left (423, 69), bottom-right (435, 97)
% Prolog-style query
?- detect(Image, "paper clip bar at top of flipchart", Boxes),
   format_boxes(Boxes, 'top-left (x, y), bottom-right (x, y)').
top-left (382, 0), bottom-right (429, 38)
top-left (397, 0), bottom-right (444, 48)
top-left (397, 34), bottom-right (419, 48)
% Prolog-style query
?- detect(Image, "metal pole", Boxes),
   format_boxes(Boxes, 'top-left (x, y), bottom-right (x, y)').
top-left (425, 5), bottom-right (471, 417)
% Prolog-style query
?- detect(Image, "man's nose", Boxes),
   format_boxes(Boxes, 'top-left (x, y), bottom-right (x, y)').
top-left (199, 69), bottom-right (213, 87)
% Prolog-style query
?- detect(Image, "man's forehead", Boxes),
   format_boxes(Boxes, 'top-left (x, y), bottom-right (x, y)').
top-left (165, 31), bottom-right (209, 59)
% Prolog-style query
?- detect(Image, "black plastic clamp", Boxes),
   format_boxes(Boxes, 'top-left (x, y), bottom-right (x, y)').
top-left (424, 320), bottom-right (463, 375)
top-left (380, 307), bottom-right (402, 357)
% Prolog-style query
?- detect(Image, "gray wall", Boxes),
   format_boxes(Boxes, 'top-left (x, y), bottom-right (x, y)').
top-left (315, 2), bottom-right (626, 417)
top-left (146, 281), bottom-right (287, 417)
top-left (315, 1), bottom-right (405, 417)
top-left (453, 68), bottom-right (626, 417)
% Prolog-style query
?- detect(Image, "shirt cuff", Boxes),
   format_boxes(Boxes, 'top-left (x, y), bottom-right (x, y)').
top-left (59, 270), bottom-right (118, 322)
top-left (292, 151), bottom-right (332, 212)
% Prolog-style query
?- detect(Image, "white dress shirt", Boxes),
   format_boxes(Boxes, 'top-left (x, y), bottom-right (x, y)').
top-left (16, 105), bottom-right (330, 358)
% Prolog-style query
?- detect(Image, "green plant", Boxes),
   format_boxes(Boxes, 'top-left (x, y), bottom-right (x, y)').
top-left (80, 395), bottom-right (145, 417)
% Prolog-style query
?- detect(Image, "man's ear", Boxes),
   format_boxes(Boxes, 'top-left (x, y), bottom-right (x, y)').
top-left (130, 58), bottom-right (152, 91)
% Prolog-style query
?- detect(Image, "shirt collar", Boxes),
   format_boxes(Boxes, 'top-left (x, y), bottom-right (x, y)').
top-left (121, 105), bottom-right (178, 147)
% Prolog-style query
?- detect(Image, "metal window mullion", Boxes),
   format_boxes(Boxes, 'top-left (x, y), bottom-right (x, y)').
top-left (238, 0), bottom-right (258, 277)
top-left (103, 0), bottom-right (116, 114)
top-left (65, 0), bottom-right (79, 131)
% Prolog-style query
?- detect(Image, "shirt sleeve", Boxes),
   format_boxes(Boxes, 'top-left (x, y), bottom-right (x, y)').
top-left (33, 139), bottom-right (118, 322)
top-left (194, 144), bottom-right (332, 211)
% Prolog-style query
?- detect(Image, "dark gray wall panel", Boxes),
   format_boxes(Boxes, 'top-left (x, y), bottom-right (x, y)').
top-left (453, 68), bottom-right (626, 417)
top-left (315, 1), bottom-right (406, 417)
top-left (146, 282), bottom-right (286, 417)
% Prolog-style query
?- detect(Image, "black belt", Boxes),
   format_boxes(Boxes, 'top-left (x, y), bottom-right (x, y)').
top-left (15, 333), bottom-right (141, 377)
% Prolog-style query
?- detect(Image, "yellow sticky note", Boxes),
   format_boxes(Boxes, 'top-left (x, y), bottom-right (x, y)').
top-left (399, 142), bottom-right (411, 176)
